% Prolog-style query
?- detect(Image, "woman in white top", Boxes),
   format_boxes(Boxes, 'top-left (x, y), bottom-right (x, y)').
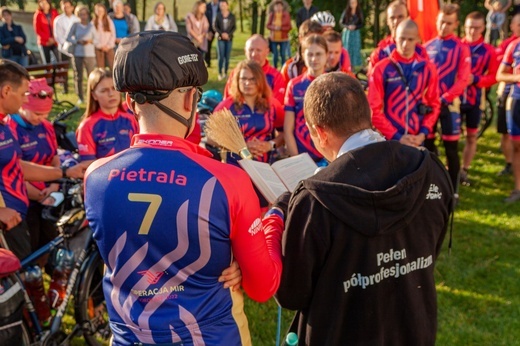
top-left (185, 0), bottom-right (209, 58)
top-left (144, 1), bottom-right (178, 32)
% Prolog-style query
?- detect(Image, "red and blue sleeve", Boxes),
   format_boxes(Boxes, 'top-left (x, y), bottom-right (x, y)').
top-left (441, 43), bottom-right (471, 104)
top-left (420, 62), bottom-right (441, 136)
top-left (475, 46), bottom-right (498, 88)
top-left (76, 120), bottom-right (97, 161)
top-left (272, 71), bottom-right (287, 105)
top-left (225, 171), bottom-right (282, 302)
top-left (368, 62), bottom-right (398, 140)
top-left (271, 98), bottom-right (285, 130)
top-left (284, 80), bottom-right (296, 112)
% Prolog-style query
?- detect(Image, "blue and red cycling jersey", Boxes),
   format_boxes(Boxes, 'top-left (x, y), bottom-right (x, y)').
top-left (224, 59), bottom-right (287, 105)
top-left (85, 134), bottom-right (283, 345)
top-left (214, 97), bottom-right (284, 164)
top-left (368, 50), bottom-right (440, 140)
top-left (501, 37), bottom-right (520, 99)
top-left (368, 35), bottom-right (429, 74)
top-left (285, 72), bottom-right (323, 161)
top-left (8, 115), bottom-right (58, 191)
top-left (0, 114), bottom-right (28, 216)
top-left (425, 34), bottom-right (471, 105)
top-left (461, 37), bottom-right (498, 107)
top-left (496, 34), bottom-right (519, 98)
top-left (76, 108), bottom-right (138, 161)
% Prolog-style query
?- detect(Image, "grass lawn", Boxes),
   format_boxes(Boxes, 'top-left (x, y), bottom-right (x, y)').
top-left (40, 20), bottom-right (520, 346)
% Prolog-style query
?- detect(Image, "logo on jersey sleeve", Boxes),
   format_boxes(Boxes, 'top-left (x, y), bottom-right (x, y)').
top-left (248, 218), bottom-right (262, 236)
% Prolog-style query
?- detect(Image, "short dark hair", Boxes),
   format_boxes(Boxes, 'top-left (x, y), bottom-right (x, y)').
top-left (1, 7), bottom-right (12, 16)
top-left (322, 30), bottom-right (342, 43)
top-left (304, 73), bottom-right (371, 137)
top-left (440, 3), bottom-right (460, 17)
top-left (0, 59), bottom-right (30, 89)
top-left (466, 11), bottom-right (485, 22)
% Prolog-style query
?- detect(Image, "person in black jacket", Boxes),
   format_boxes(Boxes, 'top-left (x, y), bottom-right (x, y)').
top-left (273, 73), bottom-right (455, 345)
top-left (213, 0), bottom-right (235, 80)
top-left (205, 0), bottom-right (219, 67)
top-left (295, 0), bottom-right (318, 29)
top-left (0, 8), bottom-right (28, 66)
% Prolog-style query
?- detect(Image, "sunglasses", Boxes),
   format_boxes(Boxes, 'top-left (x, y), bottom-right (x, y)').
top-left (26, 90), bottom-right (53, 99)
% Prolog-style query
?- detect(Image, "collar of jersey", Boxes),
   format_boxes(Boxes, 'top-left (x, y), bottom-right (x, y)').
top-left (0, 113), bottom-right (6, 122)
top-left (462, 36), bottom-right (484, 46)
top-left (131, 133), bottom-right (213, 157)
top-left (439, 33), bottom-right (456, 41)
top-left (390, 50), bottom-right (417, 64)
top-left (93, 108), bottom-right (123, 119)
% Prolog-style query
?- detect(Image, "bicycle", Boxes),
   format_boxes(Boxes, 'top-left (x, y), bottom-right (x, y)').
top-left (0, 177), bottom-right (110, 346)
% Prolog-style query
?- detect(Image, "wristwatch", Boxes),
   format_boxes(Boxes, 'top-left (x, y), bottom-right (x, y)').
top-left (61, 166), bottom-right (67, 178)
top-left (269, 140), bottom-right (276, 151)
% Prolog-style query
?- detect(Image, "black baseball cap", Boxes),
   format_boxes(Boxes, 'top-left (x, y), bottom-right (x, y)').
top-left (113, 31), bottom-right (208, 93)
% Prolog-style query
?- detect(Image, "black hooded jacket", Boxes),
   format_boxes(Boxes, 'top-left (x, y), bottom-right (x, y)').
top-left (276, 141), bottom-right (454, 346)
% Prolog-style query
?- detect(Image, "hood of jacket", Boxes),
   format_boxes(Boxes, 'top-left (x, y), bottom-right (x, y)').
top-left (300, 141), bottom-right (439, 237)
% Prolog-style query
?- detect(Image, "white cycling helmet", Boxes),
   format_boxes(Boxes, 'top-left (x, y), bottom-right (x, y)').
top-left (311, 11), bottom-right (336, 28)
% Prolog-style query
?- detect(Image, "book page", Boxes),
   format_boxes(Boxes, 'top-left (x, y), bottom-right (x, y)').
top-left (271, 153), bottom-right (318, 192)
top-left (238, 159), bottom-right (289, 203)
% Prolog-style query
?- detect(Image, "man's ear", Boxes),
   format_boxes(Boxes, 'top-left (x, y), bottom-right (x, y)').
top-left (183, 88), bottom-right (196, 111)
top-left (125, 93), bottom-right (136, 112)
top-left (0, 84), bottom-right (11, 99)
top-left (314, 124), bottom-right (328, 145)
top-left (125, 93), bottom-right (139, 120)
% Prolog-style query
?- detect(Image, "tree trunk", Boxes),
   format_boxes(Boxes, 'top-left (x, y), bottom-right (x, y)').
top-left (251, 1), bottom-right (258, 34)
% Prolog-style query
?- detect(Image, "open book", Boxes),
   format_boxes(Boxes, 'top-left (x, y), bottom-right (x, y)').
top-left (238, 153), bottom-right (319, 204)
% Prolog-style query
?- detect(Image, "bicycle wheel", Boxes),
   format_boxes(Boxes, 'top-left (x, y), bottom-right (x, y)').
top-left (21, 321), bottom-right (32, 346)
top-left (74, 249), bottom-right (111, 346)
top-left (478, 95), bottom-right (494, 138)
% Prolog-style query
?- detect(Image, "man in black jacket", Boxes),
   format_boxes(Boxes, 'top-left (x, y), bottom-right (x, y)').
top-left (295, 0), bottom-right (318, 29)
top-left (274, 73), bottom-right (454, 345)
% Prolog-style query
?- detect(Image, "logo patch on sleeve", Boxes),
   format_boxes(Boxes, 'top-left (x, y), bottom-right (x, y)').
top-left (248, 218), bottom-right (262, 236)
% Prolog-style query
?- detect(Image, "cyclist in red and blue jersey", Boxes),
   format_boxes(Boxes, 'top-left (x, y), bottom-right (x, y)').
top-left (85, 32), bottom-right (284, 345)
top-left (369, 20), bottom-right (440, 147)
top-left (368, 1), bottom-right (429, 75)
top-left (8, 78), bottom-right (61, 253)
top-left (215, 60), bottom-right (284, 166)
top-left (0, 60), bottom-right (84, 260)
top-left (459, 12), bottom-right (498, 186)
top-left (285, 34), bottom-right (328, 165)
top-left (224, 34), bottom-right (287, 105)
top-left (497, 24), bottom-right (520, 202)
top-left (323, 30), bottom-right (355, 77)
top-left (76, 68), bottom-right (138, 166)
top-left (424, 3), bottom-right (471, 198)
top-left (495, 13), bottom-right (520, 176)
top-left (214, 60), bottom-right (284, 208)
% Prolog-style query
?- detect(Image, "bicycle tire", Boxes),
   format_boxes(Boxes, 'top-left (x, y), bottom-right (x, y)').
top-left (74, 248), bottom-right (111, 346)
top-left (478, 96), bottom-right (494, 138)
top-left (21, 320), bottom-right (32, 346)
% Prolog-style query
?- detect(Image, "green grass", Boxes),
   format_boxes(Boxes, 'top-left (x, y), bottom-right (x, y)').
top-left (44, 21), bottom-right (520, 346)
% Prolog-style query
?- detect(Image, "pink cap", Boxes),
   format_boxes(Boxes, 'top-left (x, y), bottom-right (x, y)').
top-left (23, 78), bottom-right (53, 113)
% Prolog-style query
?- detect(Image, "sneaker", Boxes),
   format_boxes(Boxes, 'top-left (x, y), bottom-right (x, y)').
top-left (217, 74), bottom-right (223, 81)
top-left (497, 164), bottom-right (512, 176)
top-left (460, 168), bottom-right (470, 186)
top-left (453, 193), bottom-right (459, 207)
top-left (504, 190), bottom-right (520, 203)
top-left (76, 99), bottom-right (83, 105)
